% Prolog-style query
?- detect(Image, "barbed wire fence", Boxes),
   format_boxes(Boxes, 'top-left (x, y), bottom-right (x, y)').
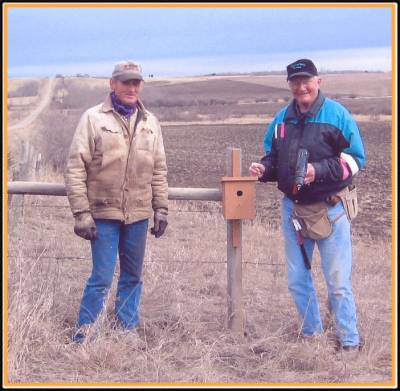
top-left (7, 144), bottom-right (283, 269)
top-left (7, 200), bottom-right (285, 269)
top-left (7, 148), bottom-right (285, 333)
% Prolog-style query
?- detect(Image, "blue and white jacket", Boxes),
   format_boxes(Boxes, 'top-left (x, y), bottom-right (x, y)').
top-left (259, 91), bottom-right (365, 204)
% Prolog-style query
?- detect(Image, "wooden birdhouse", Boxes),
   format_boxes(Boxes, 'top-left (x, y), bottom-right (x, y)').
top-left (221, 176), bottom-right (258, 220)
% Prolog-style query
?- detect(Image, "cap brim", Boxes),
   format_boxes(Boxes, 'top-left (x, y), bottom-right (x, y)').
top-left (113, 72), bottom-right (143, 81)
top-left (287, 71), bottom-right (316, 80)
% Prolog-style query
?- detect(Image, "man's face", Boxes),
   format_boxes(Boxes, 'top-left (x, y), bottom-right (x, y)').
top-left (288, 76), bottom-right (321, 108)
top-left (110, 78), bottom-right (144, 106)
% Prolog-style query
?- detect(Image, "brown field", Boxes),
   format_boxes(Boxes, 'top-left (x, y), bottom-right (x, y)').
top-left (6, 72), bottom-right (395, 386)
top-left (232, 72), bottom-right (392, 96)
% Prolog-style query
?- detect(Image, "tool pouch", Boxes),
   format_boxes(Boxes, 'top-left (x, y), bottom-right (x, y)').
top-left (335, 185), bottom-right (358, 221)
top-left (292, 201), bottom-right (333, 240)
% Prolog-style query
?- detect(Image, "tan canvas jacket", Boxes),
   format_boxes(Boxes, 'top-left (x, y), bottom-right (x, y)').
top-left (64, 94), bottom-right (168, 223)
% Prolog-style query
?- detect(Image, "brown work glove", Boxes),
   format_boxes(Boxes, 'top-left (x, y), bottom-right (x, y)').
top-left (74, 212), bottom-right (97, 240)
top-left (150, 210), bottom-right (168, 238)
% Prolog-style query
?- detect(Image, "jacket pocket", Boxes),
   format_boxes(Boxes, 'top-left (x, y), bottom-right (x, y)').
top-left (100, 124), bottom-right (124, 148)
top-left (101, 122), bottom-right (122, 134)
top-left (135, 127), bottom-right (155, 151)
top-left (97, 123), bottom-right (125, 169)
top-left (90, 197), bottom-right (121, 209)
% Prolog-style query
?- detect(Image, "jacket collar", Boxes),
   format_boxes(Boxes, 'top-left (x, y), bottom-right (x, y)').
top-left (285, 91), bottom-right (325, 122)
top-left (102, 93), bottom-right (148, 121)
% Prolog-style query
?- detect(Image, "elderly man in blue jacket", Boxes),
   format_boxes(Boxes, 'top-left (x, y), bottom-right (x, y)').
top-left (250, 59), bottom-right (365, 354)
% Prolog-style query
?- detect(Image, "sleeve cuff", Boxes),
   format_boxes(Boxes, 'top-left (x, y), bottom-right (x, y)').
top-left (312, 162), bottom-right (324, 182)
top-left (154, 207), bottom-right (168, 215)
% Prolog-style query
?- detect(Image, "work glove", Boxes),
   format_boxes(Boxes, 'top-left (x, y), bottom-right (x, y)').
top-left (151, 210), bottom-right (168, 238)
top-left (74, 212), bottom-right (97, 240)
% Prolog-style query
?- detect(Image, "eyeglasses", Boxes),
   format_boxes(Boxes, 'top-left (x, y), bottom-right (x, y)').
top-left (288, 78), bottom-right (316, 88)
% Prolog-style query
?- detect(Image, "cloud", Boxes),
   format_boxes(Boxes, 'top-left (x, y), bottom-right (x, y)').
top-left (8, 47), bottom-right (391, 78)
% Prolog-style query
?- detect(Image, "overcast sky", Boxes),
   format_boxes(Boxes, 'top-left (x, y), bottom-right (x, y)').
top-left (6, 4), bottom-right (394, 77)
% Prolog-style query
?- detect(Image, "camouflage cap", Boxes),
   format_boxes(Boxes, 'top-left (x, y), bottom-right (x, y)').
top-left (112, 60), bottom-right (143, 81)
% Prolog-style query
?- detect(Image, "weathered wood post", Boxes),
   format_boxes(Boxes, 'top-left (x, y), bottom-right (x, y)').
top-left (226, 148), bottom-right (243, 334)
top-left (7, 152), bottom-right (15, 210)
top-left (19, 140), bottom-right (31, 181)
top-left (34, 153), bottom-right (42, 180)
top-left (222, 147), bottom-right (257, 334)
top-left (17, 141), bottom-right (33, 221)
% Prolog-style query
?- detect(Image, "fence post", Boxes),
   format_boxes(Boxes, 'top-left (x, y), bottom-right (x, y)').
top-left (35, 153), bottom-right (42, 180)
top-left (14, 141), bottom-right (32, 221)
top-left (19, 140), bottom-right (31, 180)
top-left (226, 147), bottom-right (244, 335)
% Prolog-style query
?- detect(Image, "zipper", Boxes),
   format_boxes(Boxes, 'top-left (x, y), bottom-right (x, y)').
top-left (120, 109), bottom-right (145, 221)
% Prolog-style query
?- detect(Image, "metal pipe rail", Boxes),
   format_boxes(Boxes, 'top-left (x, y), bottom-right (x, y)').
top-left (7, 181), bottom-right (222, 201)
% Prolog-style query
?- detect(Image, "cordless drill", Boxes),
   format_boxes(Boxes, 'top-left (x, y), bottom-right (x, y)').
top-left (293, 148), bottom-right (309, 195)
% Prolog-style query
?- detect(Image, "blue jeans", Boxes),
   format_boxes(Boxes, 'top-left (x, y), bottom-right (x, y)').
top-left (281, 196), bottom-right (359, 347)
top-left (76, 218), bottom-right (148, 332)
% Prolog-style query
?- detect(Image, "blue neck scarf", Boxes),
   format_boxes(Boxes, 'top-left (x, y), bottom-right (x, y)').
top-left (111, 92), bottom-right (137, 117)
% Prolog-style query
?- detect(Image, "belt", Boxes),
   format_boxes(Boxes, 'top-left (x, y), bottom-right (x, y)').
top-left (326, 194), bottom-right (342, 206)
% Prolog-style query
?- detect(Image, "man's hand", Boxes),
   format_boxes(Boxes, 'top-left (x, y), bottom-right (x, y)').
top-left (304, 163), bottom-right (316, 185)
top-left (74, 212), bottom-right (97, 240)
top-left (249, 162), bottom-right (266, 178)
top-left (151, 210), bottom-right (168, 238)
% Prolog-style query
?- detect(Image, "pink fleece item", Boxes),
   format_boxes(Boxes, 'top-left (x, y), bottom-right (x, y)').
top-left (340, 158), bottom-right (351, 180)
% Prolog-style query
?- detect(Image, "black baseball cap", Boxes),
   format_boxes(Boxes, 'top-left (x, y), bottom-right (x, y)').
top-left (286, 59), bottom-right (318, 80)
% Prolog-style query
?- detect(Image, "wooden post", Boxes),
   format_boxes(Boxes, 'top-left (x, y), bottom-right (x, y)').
top-left (19, 140), bottom-right (31, 180)
top-left (226, 147), bottom-right (244, 335)
top-left (35, 153), bottom-right (42, 180)
top-left (16, 141), bottom-right (31, 222)
top-left (7, 166), bottom-right (14, 218)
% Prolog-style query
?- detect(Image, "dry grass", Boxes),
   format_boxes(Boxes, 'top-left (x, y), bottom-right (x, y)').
top-left (6, 176), bottom-right (393, 385)
top-left (6, 72), bottom-right (394, 386)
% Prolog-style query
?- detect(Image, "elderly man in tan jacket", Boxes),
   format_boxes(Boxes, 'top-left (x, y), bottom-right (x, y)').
top-left (65, 60), bottom-right (168, 343)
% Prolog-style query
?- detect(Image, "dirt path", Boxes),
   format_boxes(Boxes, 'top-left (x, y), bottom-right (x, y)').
top-left (9, 76), bottom-right (56, 131)
top-left (161, 114), bottom-right (391, 127)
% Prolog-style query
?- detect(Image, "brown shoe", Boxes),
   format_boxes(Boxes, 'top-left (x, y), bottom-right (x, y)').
top-left (343, 335), bottom-right (365, 351)
top-left (342, 345), bottom-right (360, 352)
top-left (335, 335), bottom-right (365, 352)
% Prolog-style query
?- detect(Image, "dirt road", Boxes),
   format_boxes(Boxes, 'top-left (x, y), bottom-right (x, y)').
top-left (9, 76), bottom-right (56, 131)
top-left (160, 113), bottom-right (391, 127)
